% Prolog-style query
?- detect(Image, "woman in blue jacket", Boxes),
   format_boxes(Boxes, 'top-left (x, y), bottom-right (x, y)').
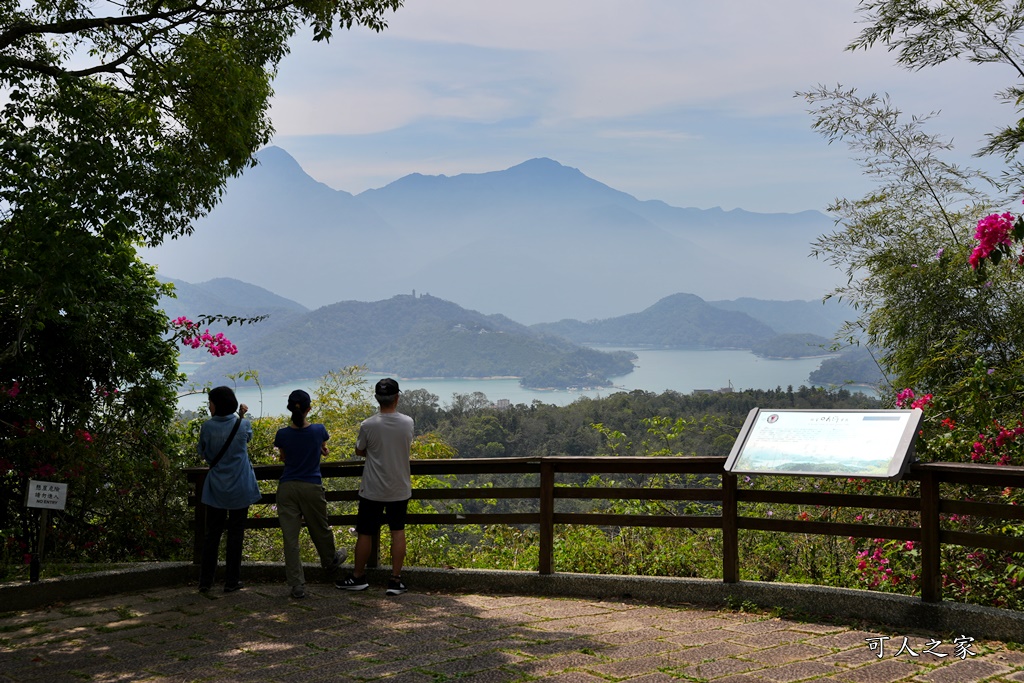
top-left (198, 386), bottom-right (262, 593)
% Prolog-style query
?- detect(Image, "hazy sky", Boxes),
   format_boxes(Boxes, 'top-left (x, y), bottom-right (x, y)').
top-left (265, 1), bottom-right (1012, 214)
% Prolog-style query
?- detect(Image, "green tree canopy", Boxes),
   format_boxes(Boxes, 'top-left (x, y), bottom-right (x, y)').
top-left (801, 1), bottom-right (1024, 462)
top-left (0, 0), bottom-right (403, 570)
top-left (849, 0), bottom-right (1024, 189)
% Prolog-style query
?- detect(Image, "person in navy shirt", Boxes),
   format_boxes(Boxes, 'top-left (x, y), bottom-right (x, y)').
top-left (274, 389), bottom-right (345, 599)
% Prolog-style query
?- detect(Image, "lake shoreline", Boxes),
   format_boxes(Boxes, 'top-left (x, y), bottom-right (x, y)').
top-left (177, 348), bottom-right (877, 413)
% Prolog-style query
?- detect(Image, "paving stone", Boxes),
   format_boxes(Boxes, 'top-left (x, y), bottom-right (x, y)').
top-left (590, 628), bottom-right (671, 646)
top-left (743, 643), bottom-right (834, 666)
top-left (828, 658), bottom-right (925, 683)
top-left (670, 640), bottom-right (756, 663)
top-left (425, 651), bottom-right (524, 676)
top-left (619, 673), bottom-right (679, 683)
top-left (787, 621), bottom-right (848, 635)
top-left (540, 672), bottom-right (606, 683)
top-left (522, 603), bottom-right (619, 619)
top-left (674, 655), bottom-right (766, 679)
top-left (913, 659), bottom-right (1012, 683)
top-left (455, 668), bottom-right (521, 683)
top-left (729, 619), bottom-right (797, 635)
top-left (599, 638), bottom-right (681, 659)
top-left (586, 653), bottom-right (677, 678)
top-left (505, 638), bottom-right (600, 658)
top-left (815, 647), bottom-right (883, 668)
top-left (985, 650), bottom-right (1024, 667)
top-left (664, 628), bottom-right (736, 647)
top-left (678, 616), bottom-right (745, 630)
top-left (730, 629), bottom-right (814, 649)
top-left (508, 651), bottom-right (606, 677)
top-left (417, 641), bottom-right (527, 667)
top-left (756, 660), bottom-right (842, 682)
top-left (808, 630), bottom-right (887, 651)
top-left (356, 671), bottom-right (434, 683)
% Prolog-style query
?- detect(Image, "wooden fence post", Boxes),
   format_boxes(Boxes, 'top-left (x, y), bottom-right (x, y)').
top-left (722, 472), bottom-right (739, 583)
top-left (539, 460), bottom-right (554, 575)
top-left (919, 470), bottom-right (942, 602)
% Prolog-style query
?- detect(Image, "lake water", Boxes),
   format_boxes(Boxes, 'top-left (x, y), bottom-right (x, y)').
top-left (177, 348), bottom-right (869, 416)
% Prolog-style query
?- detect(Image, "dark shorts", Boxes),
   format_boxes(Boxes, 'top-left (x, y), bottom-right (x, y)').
top-left (355, 496), bottom-right (410, 535)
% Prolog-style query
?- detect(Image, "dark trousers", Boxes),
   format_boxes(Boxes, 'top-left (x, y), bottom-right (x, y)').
top-left (199, 506), bottom-right (249, 588)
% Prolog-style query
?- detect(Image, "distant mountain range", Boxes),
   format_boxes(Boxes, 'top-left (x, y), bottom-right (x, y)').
top-left (142, 146), bottom-right (841, 324)
top-left (162, 277), bottom-right (857, 389)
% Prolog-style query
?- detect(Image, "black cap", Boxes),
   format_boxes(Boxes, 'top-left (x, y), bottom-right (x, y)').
top-left (287, 389), bottom-right (311, 411)
top-left (374, 378), bottom-right (401, 399)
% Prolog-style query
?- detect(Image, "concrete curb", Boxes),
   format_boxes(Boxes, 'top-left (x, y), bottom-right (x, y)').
top-left (3, 562), bottom-right (1023, 643)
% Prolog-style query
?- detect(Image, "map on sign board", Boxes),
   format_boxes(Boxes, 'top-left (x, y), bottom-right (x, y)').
top-left (725, 409), bottom-right (923, 479)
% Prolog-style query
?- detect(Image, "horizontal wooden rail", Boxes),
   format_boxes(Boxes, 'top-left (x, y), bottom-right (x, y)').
top-left (184, 456), bottom-right (1024, 603)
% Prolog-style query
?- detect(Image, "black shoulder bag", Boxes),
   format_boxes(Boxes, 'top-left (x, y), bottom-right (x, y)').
top-left (208, 415), bottom-right (242, 469)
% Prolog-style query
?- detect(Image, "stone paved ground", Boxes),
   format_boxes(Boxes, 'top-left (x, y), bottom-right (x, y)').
top-left (1, 581), bottom-right (1023, 683)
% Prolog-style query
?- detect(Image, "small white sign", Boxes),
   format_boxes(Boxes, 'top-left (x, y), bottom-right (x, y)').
top-left (26, 480), bottom-right (68, 510)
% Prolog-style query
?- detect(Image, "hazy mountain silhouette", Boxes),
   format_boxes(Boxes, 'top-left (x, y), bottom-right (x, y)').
top-left (143, 147), bottom-right (840, 323)
top-left (531, 293), bottom-right (779, 348)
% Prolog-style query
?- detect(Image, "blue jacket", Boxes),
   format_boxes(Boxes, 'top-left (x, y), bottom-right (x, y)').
top-left (199, 415), bottom-right (262, 509)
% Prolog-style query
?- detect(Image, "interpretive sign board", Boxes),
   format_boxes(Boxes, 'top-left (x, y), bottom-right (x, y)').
top-left (25, 480), bottom-right (68, 510)
top-left (725, 408), bottom-right (923, 479)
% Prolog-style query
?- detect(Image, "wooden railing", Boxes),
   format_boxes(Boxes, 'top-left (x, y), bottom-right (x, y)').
top-left (183, 456), bottom-right (1024, 603)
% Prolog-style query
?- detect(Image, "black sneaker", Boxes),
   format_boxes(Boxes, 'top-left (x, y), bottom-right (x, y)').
top-left (223, 582), bottom-right (244, 593)
top-left (336, 574), bottom-right (369, 591)
top-left (385, 576), bottom-right (407, 596)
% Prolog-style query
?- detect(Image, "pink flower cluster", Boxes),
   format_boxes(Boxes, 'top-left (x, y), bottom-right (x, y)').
top-left (895, 388), bottom-right (932, 410)
top-left (970, 421), bottom-right (1024, 465)
top-left (170, 316), bottom-right (238, 357)
top-left (969, 211), bottom-right (1020, 269)
top-left (2, 381), bottom-right (19, 398)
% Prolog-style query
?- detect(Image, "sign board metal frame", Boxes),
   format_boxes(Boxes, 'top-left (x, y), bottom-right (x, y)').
top-left (725, 408), bottom-right (923, 479)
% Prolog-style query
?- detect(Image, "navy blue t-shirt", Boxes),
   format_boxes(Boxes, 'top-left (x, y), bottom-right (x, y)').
top-left (274, 423), bottom-right (330, 484)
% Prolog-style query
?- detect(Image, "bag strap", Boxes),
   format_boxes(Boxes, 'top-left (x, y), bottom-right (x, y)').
top-left (208, 415), bottom-right (242, 470)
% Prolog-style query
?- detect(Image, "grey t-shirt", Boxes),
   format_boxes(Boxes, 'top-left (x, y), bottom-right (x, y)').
top-left (355, 411), bottom-right (414, 502)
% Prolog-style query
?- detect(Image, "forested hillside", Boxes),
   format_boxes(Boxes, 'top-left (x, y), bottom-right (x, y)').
top-left (185, 292), bottom-right (635, 389)
top-left (399, 384), bottom-right (881, 463)
top-left (810, 347), bottom-right (885, 389)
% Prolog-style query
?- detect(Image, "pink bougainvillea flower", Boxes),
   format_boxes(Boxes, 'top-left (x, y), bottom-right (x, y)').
top-left (910, 393), bottom-right (933, 410)
top-left (970, 211), bottom-right (1016, 269)
top-left (895, 388), bottom-right (915, 408)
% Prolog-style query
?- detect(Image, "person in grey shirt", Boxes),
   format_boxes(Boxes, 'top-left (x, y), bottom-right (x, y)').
top-left (337, 378), bottom-right (414, 595)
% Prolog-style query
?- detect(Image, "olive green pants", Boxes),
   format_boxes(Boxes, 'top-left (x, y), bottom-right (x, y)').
top-left (277, 480), bottom-right (337, 588)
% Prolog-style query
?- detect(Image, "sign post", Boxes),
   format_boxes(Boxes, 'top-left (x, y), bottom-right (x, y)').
top-left (25, 480), bottom-right (68, 583)
top-left (725, 409), bottom-right (923, 479)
